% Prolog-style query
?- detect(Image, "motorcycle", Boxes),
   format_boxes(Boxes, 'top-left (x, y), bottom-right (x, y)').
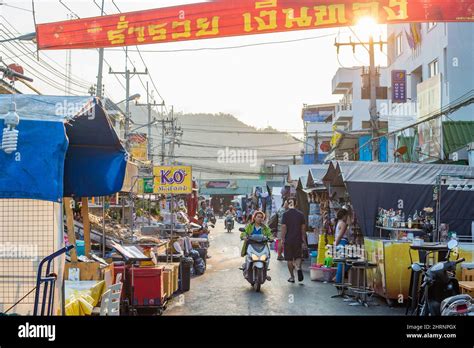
top-left (225, 215), bottom-right (234, 233)
top-left (239, 227), bottom-right (271, 292)
top-left (414, 239), bottom-right (473, 316)
top-left (206, 208), bottom-right (217, 225)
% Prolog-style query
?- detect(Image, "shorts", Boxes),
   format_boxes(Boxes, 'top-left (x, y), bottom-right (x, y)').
top-left (284, 242), bottom-right (302, 261)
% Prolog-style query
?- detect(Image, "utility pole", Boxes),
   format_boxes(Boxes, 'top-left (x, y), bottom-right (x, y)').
top-left (167, 106), bottom-right (183, 166)
top-left (135, 82), bottom-right (164, 166)
top-left (96, 0), bottom-right (105, 98)
top-left (109, 47), bottom-right (148, 151)
top-left (314, 130), bottom-right (319, 164)
top-left (368, 35), bottom-right (379, 161)
top-left (335, 36), bottom-right (387, 162)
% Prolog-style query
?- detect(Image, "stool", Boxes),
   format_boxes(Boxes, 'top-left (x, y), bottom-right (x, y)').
top-left (349, 260), bottom-right (377, 307)
top-left (406, 263), bottom-right (425, 315)
top-left (331, 258), bottom-right (352, 299)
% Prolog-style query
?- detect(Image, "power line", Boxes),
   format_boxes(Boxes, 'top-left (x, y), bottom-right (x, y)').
top-left (109, 0), bottom-right (166, 106)
top-left (91, 0), bottom-right (167, 113)
top-left (104, 31), bottom-right (343, 53)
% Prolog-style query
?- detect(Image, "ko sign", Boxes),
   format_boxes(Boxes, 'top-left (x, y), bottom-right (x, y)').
top-left (153, 166), bottom-right (193, 194)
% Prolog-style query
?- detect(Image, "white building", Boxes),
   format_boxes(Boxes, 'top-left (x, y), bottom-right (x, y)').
top-left (332, 67), bottom-right (390, 132)
top-left (301, 103), bottom-right (335, 164)
top-left (386, 22), bottom-right (474, 163)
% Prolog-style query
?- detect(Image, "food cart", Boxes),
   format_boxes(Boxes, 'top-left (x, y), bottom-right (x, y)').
top-left (322, 161), bottom-right (474, 304)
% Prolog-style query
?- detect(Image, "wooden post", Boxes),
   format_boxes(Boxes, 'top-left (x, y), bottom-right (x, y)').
top-left (81, 197), bottom-right (91, 257)
top-left (64, 197), bottom-right (78, 263)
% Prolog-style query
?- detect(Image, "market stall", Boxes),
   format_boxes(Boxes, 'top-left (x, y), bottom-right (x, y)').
top-left (322, 161), bottom-right (474, 303)
top-left (0, 95), bottom-right (127, 315)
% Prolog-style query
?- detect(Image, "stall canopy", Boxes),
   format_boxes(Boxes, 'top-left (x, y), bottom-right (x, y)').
top-left (306, 164), bottom-right (330, 190)
top-left (287, 165), bottom-right (319, 186)
top-left (0, 95), bottom-right (127, 202)
top-left (323, 161), bottom-right (474, 237)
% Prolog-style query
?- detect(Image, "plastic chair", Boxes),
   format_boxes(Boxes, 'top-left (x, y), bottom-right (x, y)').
top-left (99, 274), bottom-right (123, 316)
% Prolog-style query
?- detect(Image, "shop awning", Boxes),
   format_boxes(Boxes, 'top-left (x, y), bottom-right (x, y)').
top-left (287, 165), bottom-right (316, 184)
top-left (306, 164), bottom-right (330, 188)
top-left (324, 161), bottom-right (474, 237)
top-left (0, 95), bottom-right (127, 202)
top-left (443, 121), bottom-right (474, 156)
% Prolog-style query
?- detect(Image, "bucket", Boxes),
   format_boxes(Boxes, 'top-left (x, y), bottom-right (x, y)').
top-left (321, 267), bottom-right (337, 282)
top-left (310, 265), bottom-right (324, 281)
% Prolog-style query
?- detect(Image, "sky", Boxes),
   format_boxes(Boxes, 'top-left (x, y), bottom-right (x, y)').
top-left (0, 0), bottom-right (387, 133)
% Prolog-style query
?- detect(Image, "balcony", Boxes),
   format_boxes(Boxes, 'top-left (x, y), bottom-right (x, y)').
top-left (332, 67), bottom-right (361, 94)
top-left (333, 102), bottom-right (353, 126)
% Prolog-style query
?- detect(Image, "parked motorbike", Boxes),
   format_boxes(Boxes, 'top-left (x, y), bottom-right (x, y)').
top-left (239, 227), bottom-right (271, 292)
top-left (414, 240), bottom-right (473, 316)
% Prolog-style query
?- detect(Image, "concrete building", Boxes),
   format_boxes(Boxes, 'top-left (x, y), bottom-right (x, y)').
top-left (301, 103), bottom-right (336, 164)
top-left (386, 22), bottom-right (474, 163)
top-left (329, 67), bottom-right (390, 161)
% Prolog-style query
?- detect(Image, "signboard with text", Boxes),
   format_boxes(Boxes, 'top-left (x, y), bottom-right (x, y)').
top-left (153, 166), bottom-right (193, 194)
top-left (37, 1), bottom-right (474, 50)
top-left (392, 70), bottom-right (407, 103)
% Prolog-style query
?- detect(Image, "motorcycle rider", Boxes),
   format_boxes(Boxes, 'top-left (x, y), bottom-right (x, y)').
top-left (224, 205), bottom-right (236, 230)
top-left (240, 211), bottom-right (273, 277)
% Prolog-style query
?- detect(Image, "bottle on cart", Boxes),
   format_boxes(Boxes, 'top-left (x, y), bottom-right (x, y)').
top-left (401, 211), bottom-right (406, 228)
top-left (407, 215), bottom-right (412, 229)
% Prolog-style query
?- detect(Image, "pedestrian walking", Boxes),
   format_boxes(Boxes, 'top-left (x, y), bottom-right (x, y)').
top-left (280, 198), bottom-right (307, 283)
top-left (276, 199), bottom-right (289, 261)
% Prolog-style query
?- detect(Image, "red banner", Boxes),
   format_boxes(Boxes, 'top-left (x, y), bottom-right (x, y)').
top-left (36, 0), bottom-right (474, 50)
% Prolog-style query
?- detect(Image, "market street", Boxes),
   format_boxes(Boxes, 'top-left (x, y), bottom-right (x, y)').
top-left (165, 219), bottom-right (404, 316)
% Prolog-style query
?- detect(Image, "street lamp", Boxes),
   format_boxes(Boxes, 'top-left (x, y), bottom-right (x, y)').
top-left (0, 32), bottom-right (36, 43)
top-left (117, 93), bottom-right (141, 104)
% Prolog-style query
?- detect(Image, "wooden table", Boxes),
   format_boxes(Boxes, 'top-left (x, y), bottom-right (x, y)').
top-left (459, 281), bottom-right (474, 295)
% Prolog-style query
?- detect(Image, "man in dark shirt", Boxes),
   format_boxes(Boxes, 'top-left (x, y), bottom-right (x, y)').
top-left (280, 198), bottom-right (307, 283)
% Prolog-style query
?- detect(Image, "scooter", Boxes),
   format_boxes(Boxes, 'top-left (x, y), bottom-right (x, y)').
top-left (225, 215), bottom-right (234, 233)
top-left (239, 228), bottom-right (271, 292)
top-left (206, 208), bottom-right (217, 225)
top-left (415, 240), bottom-right (472, 316)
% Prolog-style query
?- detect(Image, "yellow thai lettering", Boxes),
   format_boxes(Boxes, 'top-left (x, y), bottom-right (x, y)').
top-left (148, 23), bottom-right (167, 41)
top-left (255, 0), bottom-right (277, 9)
top-left (383, 0), bottom-right (409, 20)
top-left (172, 20), bottom-right (191, 39)
top-left (314, 4), bottom-right (348, 26)
top-left (283, 7), bottom-right (312, 28)
top-left (196, 16), bottom-right (220, 37)
top-left (107, 16), bottom-right (128, 45)
top-left (128, 26), bottom-right (146, 42)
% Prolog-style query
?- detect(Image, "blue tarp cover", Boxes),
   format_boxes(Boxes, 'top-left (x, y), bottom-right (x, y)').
top-left (0, 95), bottom-right (127, 202)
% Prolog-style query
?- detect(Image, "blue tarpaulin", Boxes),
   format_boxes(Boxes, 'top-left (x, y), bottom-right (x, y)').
top-left (0, 95), bottom-right (127, 202)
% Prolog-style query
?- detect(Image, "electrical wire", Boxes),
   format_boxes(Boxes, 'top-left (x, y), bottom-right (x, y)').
top-left (0, 16), bottom-right (96, 89)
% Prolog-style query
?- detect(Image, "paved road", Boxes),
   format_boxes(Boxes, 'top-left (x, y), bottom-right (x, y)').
top-left (165, 219), bottom-right (405, 315)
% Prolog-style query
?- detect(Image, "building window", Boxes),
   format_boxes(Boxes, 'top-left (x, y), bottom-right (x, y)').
top-left (396, 33), bottom-right (403, 56)
top-left (429, 59), bottom-right (439, 78)
top-left (427, 22), bottom-right (437, 31)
